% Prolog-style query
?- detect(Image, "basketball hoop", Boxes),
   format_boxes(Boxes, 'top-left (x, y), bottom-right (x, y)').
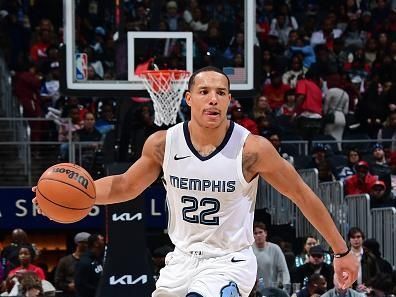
top-left (139, 70), bottom-right (190, 126)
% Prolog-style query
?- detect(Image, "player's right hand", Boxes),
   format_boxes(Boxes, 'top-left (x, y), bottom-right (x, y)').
top-left (333, 251), bottom-right (359, 289)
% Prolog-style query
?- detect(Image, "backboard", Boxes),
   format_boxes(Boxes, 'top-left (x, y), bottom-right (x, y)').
top-left (62, 0), bottom-right (255, 97)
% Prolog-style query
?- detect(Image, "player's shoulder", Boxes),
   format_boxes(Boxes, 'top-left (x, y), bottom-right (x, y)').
top-left (145, 130), bottom-right (167, 147)
top-left (244, 133), bottom-right (273, 154)
top-left (142, 130), bottom-right (167, 163)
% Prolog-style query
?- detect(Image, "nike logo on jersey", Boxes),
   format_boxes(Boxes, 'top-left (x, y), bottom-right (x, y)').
top-left (231, 257), bottom-right (246, 263)
top-left (174, 154), bottom-right (191, 160)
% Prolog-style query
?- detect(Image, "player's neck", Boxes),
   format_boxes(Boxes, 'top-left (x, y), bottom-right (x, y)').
top-left (188, 120), bottom-right (229, 148)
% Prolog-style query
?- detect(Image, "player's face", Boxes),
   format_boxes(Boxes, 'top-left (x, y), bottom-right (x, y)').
top-left (186, 71), bottom-right (231, 128)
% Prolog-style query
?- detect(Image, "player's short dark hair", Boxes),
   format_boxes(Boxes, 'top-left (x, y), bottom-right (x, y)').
top-left (187, 66), bottom-right (230, 91)
top-left (253, 221), bottom-right (267, 231)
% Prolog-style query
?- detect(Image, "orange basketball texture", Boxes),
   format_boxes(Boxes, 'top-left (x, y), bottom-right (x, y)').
top-left (36, 163), bottom-right (96, 223)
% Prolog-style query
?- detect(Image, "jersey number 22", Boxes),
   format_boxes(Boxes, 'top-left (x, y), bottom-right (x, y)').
top-left (181, 196), bottom-right (220, 225)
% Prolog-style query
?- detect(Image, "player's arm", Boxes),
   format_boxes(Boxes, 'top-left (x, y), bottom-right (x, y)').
top-left (244, 134), bottom-right (358, 288)
top-left (94, 131), bottom-right (165, 205)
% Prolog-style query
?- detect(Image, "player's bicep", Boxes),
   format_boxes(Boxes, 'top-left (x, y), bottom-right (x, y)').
top-left (120, 131), bottom-right (165, 196)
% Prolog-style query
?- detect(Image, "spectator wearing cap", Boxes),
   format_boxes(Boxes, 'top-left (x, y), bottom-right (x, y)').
top-left (54, 232), bottom-right (90, 297)
top-left (291, 245), bottom-right (334, 290)
top-left (371, 143), bottom-right (387, 165)
top-left (369, 143), bottom-right (392, 194)
top-left (262, 71), bottom-right (291, 111)
top-left (74, 234), bottom-right (105, 297)
top-left (369, 180), bottom-right (396, 208)
top-left (345, 161), bottom-right (378, 195)
top-left (347, 227), bottom-right (380, 290)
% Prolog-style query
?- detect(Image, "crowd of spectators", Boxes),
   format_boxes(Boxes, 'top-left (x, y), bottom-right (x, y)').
top-left (1, 225), bottom-right (394, 297)
top-left (250, 224), bottom-right (395, 297)
top-left (0, 0), bottom-right (396, 296)
top-left (1, 0), bottom-right (396, 186)
top-left (0, 229), bottom-right (106, 297)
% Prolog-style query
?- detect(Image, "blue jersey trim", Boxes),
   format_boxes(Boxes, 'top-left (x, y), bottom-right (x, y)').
top-left (183, 121), bottom-right (235, 161)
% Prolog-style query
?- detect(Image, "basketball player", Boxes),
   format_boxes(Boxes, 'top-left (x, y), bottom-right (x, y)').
top-left (34, 66), bottom-right (358, 297)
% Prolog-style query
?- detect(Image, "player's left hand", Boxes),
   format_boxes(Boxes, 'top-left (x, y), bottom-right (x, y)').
top-left (32, 186), bottom-right (51, 219)
top-left (333, 251), bottom-right (359, 289)
top-left (32, 186), bottom-right (42, 215)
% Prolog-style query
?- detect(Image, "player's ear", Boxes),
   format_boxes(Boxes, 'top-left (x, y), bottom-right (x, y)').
top-left (185, 91), bottom-right (192, 106)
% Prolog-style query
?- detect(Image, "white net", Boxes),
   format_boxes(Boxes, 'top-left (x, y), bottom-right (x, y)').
top-left (139, 70), bottom-right (190, 126)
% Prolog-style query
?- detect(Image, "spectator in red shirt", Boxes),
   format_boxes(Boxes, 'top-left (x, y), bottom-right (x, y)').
top-left (30, 29), bottom-right (51, 63)
top-left (7, 246), bottom-right (45, 281)
top-left (262, 71), bottom-right (291, 110)
top-left (294, 71), bottom-right (323, 141)
top-left (345, 161), bottom-right (378, 195)
top-left (230, 105), bottom-right (259, 135)
top-left (13, 60), bottom-right (44, 141)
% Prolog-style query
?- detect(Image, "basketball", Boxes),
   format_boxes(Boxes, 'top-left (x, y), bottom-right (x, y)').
top-left (36, 163), bottom-right (96, 223)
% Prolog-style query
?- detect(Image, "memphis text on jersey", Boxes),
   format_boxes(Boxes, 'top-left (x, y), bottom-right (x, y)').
top-left (169, 175), bottom-right (236, 192)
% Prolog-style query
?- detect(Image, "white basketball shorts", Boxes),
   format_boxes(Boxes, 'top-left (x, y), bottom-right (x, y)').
top-left (152, 246), bottom-right (257, 297)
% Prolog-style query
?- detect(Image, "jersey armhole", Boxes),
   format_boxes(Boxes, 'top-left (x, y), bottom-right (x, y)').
top-left (162, 128), bottom-right (173, 176)
top-left (237, 132), bottom-right (252, 188)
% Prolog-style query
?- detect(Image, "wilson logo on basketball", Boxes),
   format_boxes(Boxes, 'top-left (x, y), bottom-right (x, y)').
top-left (53, 167), bottom-right (89, 189)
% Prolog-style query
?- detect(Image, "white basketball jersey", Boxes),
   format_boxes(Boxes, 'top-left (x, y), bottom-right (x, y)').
top-left (163, 121), bottom-right (258, 256)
